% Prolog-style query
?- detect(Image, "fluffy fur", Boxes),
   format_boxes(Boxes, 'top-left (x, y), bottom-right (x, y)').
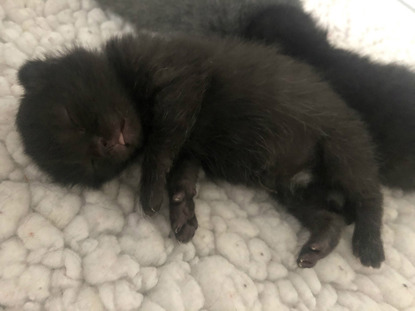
top-left (17, 34), bottom-right (385, 268)
top-left (242, 4), bottom-right (415, 190)
top-left (17, 49), bottom-right (143, 187)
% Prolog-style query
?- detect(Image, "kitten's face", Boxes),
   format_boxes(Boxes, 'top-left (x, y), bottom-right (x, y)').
top-left (16, 49), bottom-right (143, 188)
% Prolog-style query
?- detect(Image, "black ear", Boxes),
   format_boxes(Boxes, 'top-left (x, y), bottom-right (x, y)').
top-left (18, 60), bottom-right (48, 91)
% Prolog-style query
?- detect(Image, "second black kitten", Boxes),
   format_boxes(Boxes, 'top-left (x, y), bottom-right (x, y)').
top-left (243, 4), bottom-right (415, 190)
top-left (17, 34), bottom-right (385, 268)
top-left (95, 0), bottom-right (301, 37)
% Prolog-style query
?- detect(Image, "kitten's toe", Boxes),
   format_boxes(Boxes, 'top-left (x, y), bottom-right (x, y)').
top-left (353, 230), bottom-right (385, 268)
top-left (297, 240), bottom-right (331, 268)
top-left (173, 215), bottom-right (198, 243)
top-left (172, 191), bottom-right (186, 203)
top-left (297, 252), bottom-right (319, 268)
top-left (297, 234), bottom-right (338, 268)
top-left (170, 190), bottom-right (198, 243)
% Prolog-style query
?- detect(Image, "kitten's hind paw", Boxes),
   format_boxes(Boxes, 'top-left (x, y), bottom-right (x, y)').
top-left (352, 230), bottom-right (385, 268)
top-left (297, 235), bottom-right (336, 268)
top-left (170, 190), bottom-right (198, 243)
top-left (172, 214), bottom-right (198, 243)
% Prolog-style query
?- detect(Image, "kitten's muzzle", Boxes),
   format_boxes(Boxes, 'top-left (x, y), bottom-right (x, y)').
top-left (91, 117), bottom-right (141, 161)
top-left (92, 130), bottom-right (129, 158)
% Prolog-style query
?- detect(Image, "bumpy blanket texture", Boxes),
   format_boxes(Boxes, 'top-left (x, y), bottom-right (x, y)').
top-left (1, 0), bottom-right (415, 310)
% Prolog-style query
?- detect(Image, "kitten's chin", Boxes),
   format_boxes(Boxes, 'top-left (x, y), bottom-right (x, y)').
top-left (110, 144), bottom-right (135, 161)
top-left (86, 161), bottom-right (130, 189)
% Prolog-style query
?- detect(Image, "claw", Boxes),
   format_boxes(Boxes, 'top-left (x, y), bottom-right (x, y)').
top-left (172, 192), bottom-right (185, 203)
top-left (175, 225), bottom-right (183, 234)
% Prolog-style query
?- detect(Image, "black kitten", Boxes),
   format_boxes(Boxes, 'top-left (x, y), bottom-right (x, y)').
top-left (95, 0), bottom-right (301, 37)
top-left (17, 34), bottom-right (385, 268)
top-left (243, 4), bottom-right (415, 190)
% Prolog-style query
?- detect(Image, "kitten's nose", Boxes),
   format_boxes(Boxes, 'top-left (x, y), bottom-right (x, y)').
top-left (99, 132), bottom-right (125, 147)
top-left (94, 131), bottom-right (126, 156)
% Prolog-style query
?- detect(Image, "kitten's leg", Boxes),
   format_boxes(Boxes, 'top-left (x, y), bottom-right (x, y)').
top-left (105, 37), bottom-right (209, 216)
top-left (277, 186), bottom-right (346, 268)
top-left (167, 155), bottom-right (200, 242)
top-left (136, 80), bottom-right (206, 215)
top-left (322, 137), bottom-right (385, 268)
top-left (295, 209), bottom-right (345, 268)
top-left (139, 151), bottom-right (172, 216)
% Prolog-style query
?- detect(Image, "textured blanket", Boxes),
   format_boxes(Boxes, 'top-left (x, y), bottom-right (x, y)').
top-left (1, 0), bottom-right (415, 310)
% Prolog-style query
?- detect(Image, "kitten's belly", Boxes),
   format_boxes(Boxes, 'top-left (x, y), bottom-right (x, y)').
top-left (189, 128), bottom-right (317, 188)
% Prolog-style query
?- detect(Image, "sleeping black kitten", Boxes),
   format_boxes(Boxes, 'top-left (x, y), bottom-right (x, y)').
top-left (243, 4), bottom-right (415, 190)
top-left (17, 34), bottom-right (385, 268)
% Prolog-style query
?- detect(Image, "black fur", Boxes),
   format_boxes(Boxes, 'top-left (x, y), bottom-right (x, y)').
top-left (243, 4), bottom-right (415, 190)
top-left (17, 34), bottom-right (385, 268)
top-left (16, 48), bottom-right (143, 187)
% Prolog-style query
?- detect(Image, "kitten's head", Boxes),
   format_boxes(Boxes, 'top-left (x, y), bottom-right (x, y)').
top-left (16, 48), bottom-right (143, 188)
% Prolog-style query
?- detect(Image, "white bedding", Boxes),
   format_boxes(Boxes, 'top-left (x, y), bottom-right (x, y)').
top-left (1, 0), bottom-right (415, 310)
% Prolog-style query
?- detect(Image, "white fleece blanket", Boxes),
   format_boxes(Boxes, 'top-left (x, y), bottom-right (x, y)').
top-left (1, 0), bottom-right (415, 310)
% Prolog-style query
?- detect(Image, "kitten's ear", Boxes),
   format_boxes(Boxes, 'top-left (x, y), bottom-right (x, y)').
top-left (18, 60), bottom-right (48, 91)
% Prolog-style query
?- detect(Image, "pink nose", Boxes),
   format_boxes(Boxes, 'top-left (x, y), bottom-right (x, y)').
top-left (93, 131), bottom-right (126, 157)
top-left (118, 132), bottom-right (125, 145)
top-left (99, 132), bottom-right (125, 147)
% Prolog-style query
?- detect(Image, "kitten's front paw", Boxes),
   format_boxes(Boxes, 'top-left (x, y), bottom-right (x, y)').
top-left (170, 189), bottom-right (198, 243)
top-left (139, 183), bottom-right (168, 216)
top-left (352, 228), bottom-right (385, 268)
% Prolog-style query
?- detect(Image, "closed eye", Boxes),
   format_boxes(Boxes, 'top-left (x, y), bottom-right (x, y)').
top-left (65, 107), bottom-right (86, 133)
top-left (90, 158), bottom-right (96, 171)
